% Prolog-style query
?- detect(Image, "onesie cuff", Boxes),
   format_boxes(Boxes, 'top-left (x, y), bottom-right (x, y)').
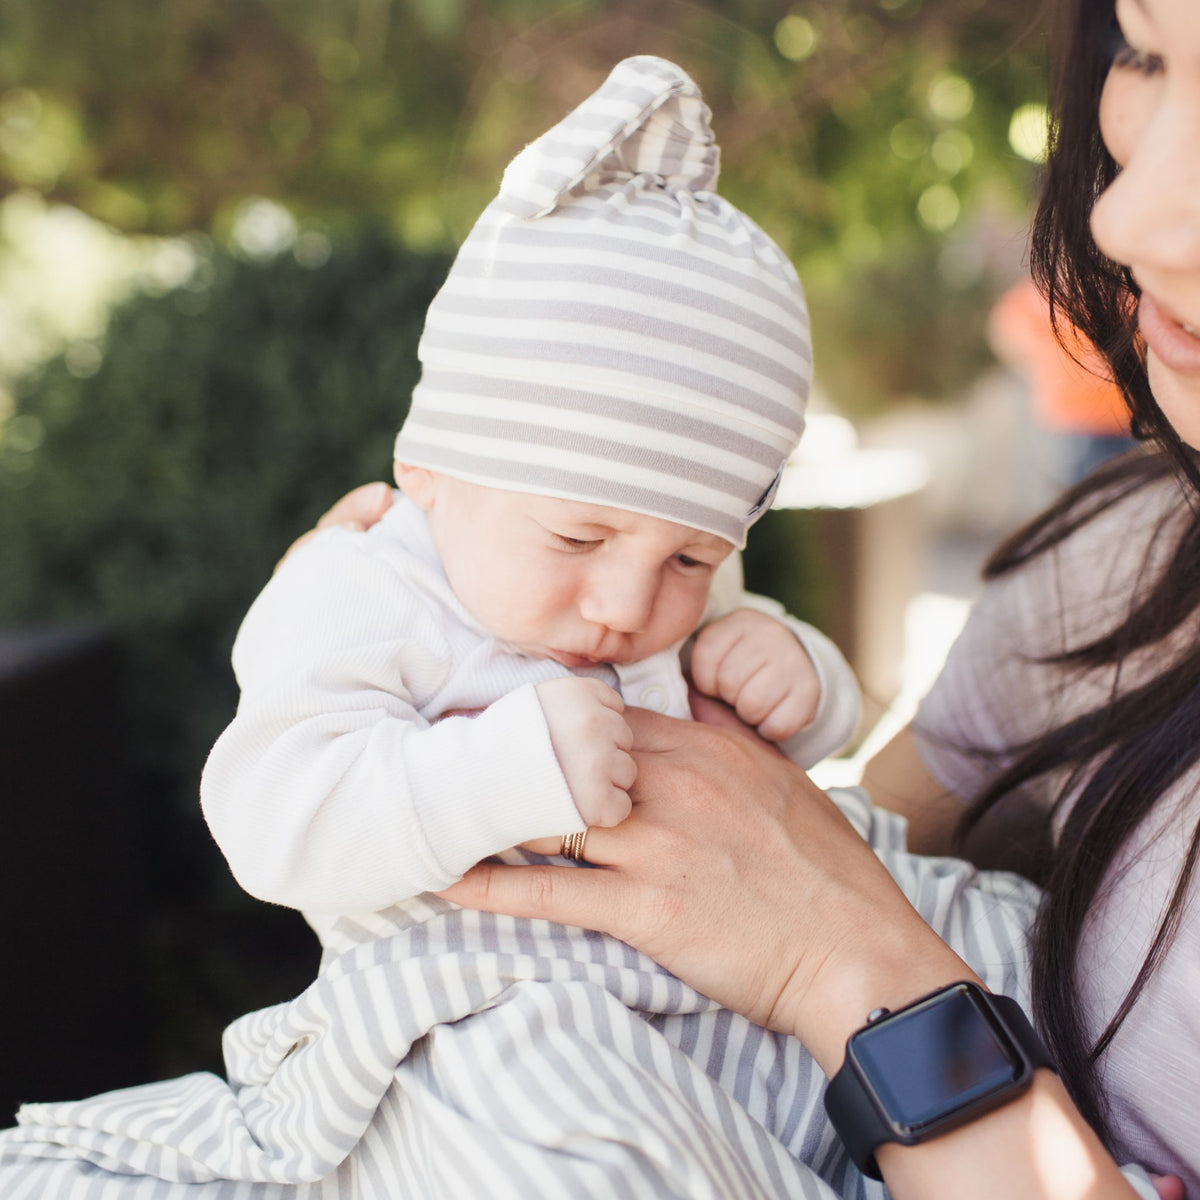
top-left (776, 616), bottom-right (861, 766)
top-left (404, 683), bottom-right (584, 881)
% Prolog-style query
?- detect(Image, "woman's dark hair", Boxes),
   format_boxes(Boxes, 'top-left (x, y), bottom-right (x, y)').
top-left (957, 0), bottom-right (1200, 1144)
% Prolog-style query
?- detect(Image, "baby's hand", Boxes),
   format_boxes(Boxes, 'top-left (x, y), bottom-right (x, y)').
top-left (689, 608), bottom-right (820, 742)
top-left (535, 676), bottom-right (635, 827)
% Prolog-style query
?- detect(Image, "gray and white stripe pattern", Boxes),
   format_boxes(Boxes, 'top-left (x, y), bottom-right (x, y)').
top-left (394, 56), bottom-right (811, 548)
top-left (0, 789), bottom-right (1052, 1199)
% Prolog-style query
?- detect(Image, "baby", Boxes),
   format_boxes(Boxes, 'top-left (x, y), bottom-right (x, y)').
top-left (387, 467), bottom-right (852, 847)
top-left (198, 59), bottom-right (859, 929)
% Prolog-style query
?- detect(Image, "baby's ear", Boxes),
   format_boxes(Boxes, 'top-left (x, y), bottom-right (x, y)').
top-left (393, 461), bottom-right (439, 509)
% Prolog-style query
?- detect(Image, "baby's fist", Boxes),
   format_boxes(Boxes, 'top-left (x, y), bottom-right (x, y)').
top-left (535, 676), bottom-right (635, 827)
top-left (689, 608), bottom-right (821, 742)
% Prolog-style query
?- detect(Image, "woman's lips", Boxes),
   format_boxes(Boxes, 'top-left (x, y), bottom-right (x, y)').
top-left (1138, 292), bottom-right (1200, 377)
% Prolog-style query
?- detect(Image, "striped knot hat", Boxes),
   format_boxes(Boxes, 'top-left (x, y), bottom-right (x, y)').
top-left (395, 55), bottom-right (811, 548)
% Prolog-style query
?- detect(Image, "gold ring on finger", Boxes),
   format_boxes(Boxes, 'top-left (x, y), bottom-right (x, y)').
top-left (560, 829), bottom-right (589, 862)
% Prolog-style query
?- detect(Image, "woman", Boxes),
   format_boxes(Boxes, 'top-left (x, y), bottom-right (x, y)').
top-left (0, 0), bottom-right (1189, 1195)
top-left (440, 0), bottom-right (1198, 1194)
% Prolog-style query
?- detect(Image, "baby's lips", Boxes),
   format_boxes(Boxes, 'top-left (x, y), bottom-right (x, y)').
top-left (435, 707), bottom-right (486, 721)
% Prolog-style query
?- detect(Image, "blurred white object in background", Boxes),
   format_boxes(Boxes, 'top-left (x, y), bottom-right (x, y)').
top-left (786, 412), bottom-right (978, 788)
top-left (782, 411), bottom-right (930, 511)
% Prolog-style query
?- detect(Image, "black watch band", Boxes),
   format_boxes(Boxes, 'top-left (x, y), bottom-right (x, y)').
top-left (824, 982), bottom-right (1056, 1180)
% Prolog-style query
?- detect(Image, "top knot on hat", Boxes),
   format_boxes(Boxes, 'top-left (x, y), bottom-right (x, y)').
top-left (395, 55), bottom-right (811, 549)
top-left (497, 56), bottom-right (719, 220)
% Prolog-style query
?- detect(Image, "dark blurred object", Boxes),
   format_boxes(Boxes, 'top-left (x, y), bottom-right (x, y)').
top-left (743, 447), bottom-right (929, 735)
top-left (0, 232), bottom-right (449, 845)
top-left (0, 624), bottom-right (149, 1120)
top-left (0, 235), bottom-right (445, 1083)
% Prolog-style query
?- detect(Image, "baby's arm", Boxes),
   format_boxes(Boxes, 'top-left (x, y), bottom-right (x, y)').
top-left (201, 532), bottom-right (584, 915)
top-left (689, 558), bottom-right (860, 767)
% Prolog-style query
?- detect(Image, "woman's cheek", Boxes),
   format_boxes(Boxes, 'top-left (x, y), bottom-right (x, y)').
top-left (1097, 69), bottom-right (1136, 168)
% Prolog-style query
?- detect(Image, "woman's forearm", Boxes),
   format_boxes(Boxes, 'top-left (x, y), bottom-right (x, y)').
top-left (859, 727), bottom-right (965, 855)
top-left (876, 1072), bottom-right (1141, 1200)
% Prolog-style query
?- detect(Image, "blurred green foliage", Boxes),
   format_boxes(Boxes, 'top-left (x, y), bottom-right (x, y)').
top-left (0, 233), bottom-right (449, 854)
top-left (0, 0), bottom-right (1056, 1064)
top-left (0, 0), bottom-right (1048, 409)
top-left (0, 0), bottom-right (1053, 861)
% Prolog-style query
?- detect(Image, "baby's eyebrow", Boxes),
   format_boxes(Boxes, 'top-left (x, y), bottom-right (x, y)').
top-left (547, 506), bottom-right (620, 531)
top-left (554, 516), bottom-right (615, 534)
top-left (688, 531), bottom-right (733, 553)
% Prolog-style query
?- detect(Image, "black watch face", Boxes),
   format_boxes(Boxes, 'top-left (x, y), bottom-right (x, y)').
top-left (851, 985), bottom-right (1022, 1133)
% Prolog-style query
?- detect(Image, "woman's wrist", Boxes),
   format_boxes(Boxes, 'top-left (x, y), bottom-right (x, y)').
top-left (779, 899), bottom-right (981, 1077)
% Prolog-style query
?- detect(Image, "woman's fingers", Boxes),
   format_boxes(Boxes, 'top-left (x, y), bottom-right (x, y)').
top-left (277, 482), bottom-right (395, 571)
top-left (315, 481), bottom-right (395, 531)
top-left (516, 826), bottom-right (622, 862)
top-left (438, 858), bottom-right (630, 934)
top-left (622, 704), bottom-right (696, 752)
top-left (517, 836), bottom-right (564, 856)
top-left (634, 699), bottom-right (780, 757)
top-left (458, 709), bottom-right (962, 1050)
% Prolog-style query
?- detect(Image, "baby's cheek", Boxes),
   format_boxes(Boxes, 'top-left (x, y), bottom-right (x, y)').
top-left (673, 587), bottom-right (713, 641)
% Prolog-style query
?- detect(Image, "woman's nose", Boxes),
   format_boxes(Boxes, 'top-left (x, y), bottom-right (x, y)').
top-left (1092, 92), bottom-right (1200, 272)
top-left (579, 567), bottom-right (658, 633)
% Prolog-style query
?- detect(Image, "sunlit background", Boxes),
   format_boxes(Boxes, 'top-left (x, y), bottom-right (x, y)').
top-left (0, 0), bottom-right (1052, 398)
top-left (1, 0), bottom-right (1086, 1110)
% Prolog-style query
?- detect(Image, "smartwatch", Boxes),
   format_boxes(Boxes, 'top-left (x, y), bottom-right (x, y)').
top-left (823, 981), bottom-right (1056, 1180)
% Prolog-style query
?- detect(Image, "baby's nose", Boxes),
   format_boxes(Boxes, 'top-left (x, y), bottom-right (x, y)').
top-left (580, 568), bottom-right (658, 633)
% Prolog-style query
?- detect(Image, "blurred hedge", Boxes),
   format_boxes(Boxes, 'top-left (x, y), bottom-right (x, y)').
top-left (0, 232), bottom-right (450, 902)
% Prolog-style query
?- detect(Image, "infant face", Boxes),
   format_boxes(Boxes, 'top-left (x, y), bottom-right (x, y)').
top-left (396, 465), bottom-right (734, 667)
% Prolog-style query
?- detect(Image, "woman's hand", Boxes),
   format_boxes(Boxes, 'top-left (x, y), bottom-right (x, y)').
top-left (1151, 1173), bottom-right (1185, 1200)
top-left (278, 482), bottom-right (395, 568)
top-left (446, 708), bottom-right (1146, 1199)
top-left (442, 707), bottom-right (966, 1073)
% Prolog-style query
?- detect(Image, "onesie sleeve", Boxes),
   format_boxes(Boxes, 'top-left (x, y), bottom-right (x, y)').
top-left (200, 532), bottom-right (581, 915)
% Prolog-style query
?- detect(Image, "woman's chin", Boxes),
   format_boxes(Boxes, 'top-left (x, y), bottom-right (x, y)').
top-left (1149, 354), bottom-right (1200, 452)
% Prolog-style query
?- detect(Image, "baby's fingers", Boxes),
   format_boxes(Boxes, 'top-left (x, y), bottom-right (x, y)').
top-left (580, 750), bottom-right (636, 827)
top-left (589, 785), bottom-right (633, 827)
top-left (756, 687), bottom-right (819, 741)
top-left (689, 622), bottom-right (742, 698)
top-left (612, 747), bottom-right (637, 792)
top-left (581, 676), bottom-right (626, 713)
top-left (726, 663), bottom-right (788, 727)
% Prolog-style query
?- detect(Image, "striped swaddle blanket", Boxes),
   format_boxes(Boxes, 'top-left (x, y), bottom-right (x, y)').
top-left (0, 789), bottom-right (1045, 1199)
